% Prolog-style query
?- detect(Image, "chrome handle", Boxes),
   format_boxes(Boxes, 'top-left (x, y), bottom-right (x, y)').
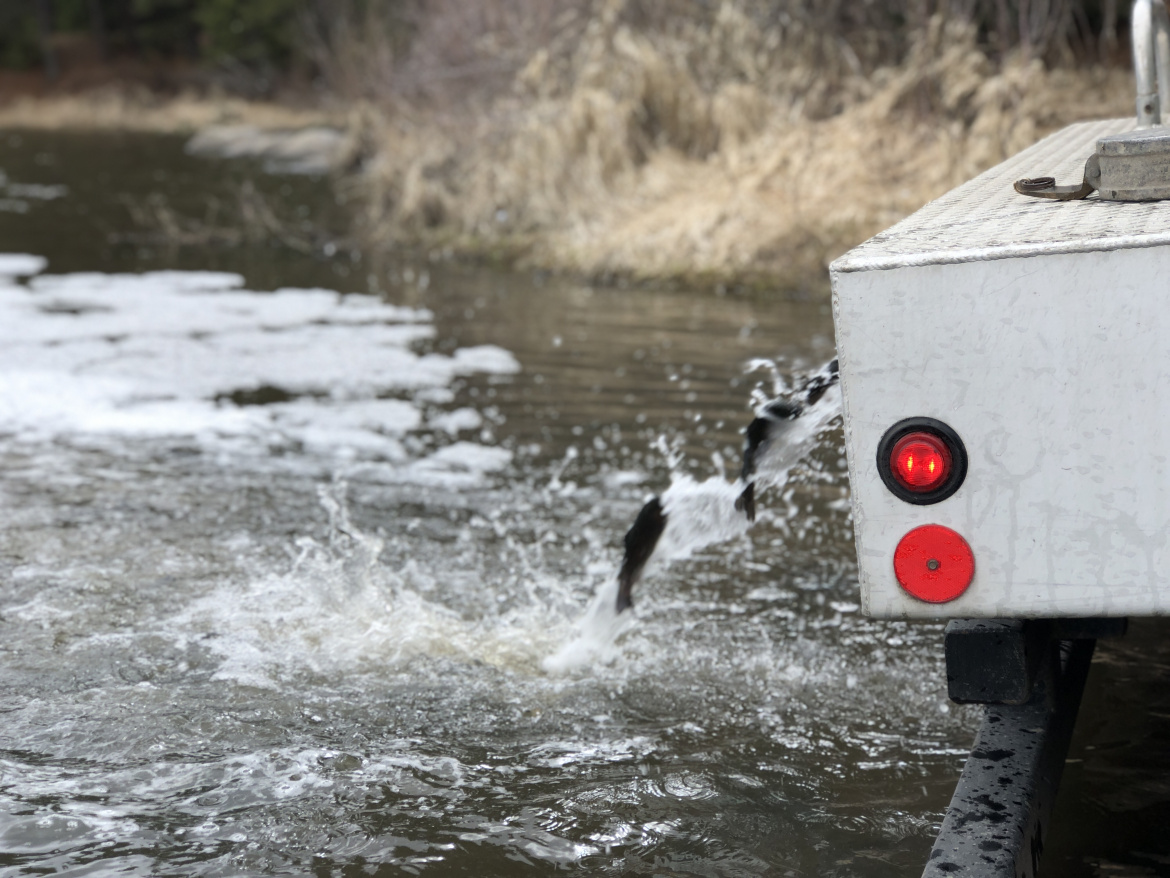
top-left (1133, 0), bottom-right (1170, 126)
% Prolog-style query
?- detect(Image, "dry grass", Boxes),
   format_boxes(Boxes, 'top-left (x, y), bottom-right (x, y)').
top-left (1, 0), bottom-right (1137, 291)
top-left (344, 4), bottom-right (1134, 291)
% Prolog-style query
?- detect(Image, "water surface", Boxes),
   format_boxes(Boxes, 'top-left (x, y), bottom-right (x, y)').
top-left (2, 128), bottom-right (1157, 877)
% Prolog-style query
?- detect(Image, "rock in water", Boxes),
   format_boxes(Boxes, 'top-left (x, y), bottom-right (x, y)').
top-left (185, 125), bottom-right (352, 176)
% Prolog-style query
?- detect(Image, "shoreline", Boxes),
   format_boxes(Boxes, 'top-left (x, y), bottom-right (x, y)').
top-left (0, 58), bottom-right (1135, 294)
top-left (0, 87), bottom-right (342, 135)
top-left (351, 56), bottom-right (1132, 294)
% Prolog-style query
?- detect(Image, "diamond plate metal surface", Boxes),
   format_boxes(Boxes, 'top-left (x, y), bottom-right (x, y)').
top-left (830, 118), bottom-right (1170, 273)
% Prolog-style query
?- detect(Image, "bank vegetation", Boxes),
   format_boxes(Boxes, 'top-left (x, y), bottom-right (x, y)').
top-left (1, 0), bottom-right (1141, 291)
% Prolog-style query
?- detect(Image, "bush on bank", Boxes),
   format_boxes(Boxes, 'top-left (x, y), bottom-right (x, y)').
top-left (0, 1), bottom-right (1140, 290)
top-left (323, 1), bottom-right (1133, 290)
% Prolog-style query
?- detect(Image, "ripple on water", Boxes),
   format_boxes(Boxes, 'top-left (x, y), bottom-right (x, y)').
top-left (0, 253), bottom-right (978, 876)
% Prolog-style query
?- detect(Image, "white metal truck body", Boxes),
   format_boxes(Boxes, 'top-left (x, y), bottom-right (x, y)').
top-left (831, 118), bottom-right (1170, 619)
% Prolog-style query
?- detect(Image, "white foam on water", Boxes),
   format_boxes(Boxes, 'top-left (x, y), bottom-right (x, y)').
top-left (428, 407), bottom-right (483, 435)
top-left (392, 441), bottom-right (514, 485)
top-left (541, 579), bottom-right (635, 674)
top-left (5, 182), bottom-right (67, 201)
top-left (0, 255), bottom-right (520, 485)
top-left (0, 252), bottom-right (47, 277)
top-left (162, 486), bottom-right (574, 688)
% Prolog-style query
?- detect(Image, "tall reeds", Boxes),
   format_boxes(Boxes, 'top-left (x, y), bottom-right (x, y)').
top-left (309, 0), bottom-right (1136, 288)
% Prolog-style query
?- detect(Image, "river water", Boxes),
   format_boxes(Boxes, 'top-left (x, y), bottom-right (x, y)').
top-left (0, 130), bottom-right (1167, 877)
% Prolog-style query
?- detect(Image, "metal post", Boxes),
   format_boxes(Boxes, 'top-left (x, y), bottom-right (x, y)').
top-left (922, 639), bottom-right (1094, 878)
top-left (1154, 3), bottom-right (1170, 125)
top-left (1132, 0), bottom-right (1170, 126)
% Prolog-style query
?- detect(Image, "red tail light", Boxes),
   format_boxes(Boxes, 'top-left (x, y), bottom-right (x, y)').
top-left (891, 432), bottom-right (952, 493)
top-left (877, 418), bottom-right (967, 505)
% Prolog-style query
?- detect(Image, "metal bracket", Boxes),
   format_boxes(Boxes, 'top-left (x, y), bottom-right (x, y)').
top-left (945, 619), bottom-right (1051, 705)
top-left (1016, 127), bottom-right (1170, 202)
top-left (923, 640), bottom-right (1095, 878)
top-left (945, 617), bottom-right (1125, 705)
top-left (1014, 154), bottom-right (1099, 201)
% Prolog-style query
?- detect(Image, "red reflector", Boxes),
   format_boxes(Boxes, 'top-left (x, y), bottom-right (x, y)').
top-left (893, 525), bottom-right (974, 603)
top-left (890, 432), bottom-right (952, 493)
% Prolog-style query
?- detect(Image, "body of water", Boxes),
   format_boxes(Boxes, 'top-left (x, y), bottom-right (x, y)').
top-left (0, 129), bottom-right (1166, 877)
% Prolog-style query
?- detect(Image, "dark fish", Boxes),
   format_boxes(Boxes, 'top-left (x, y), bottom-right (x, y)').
top-left (616, 496), bottom-right (667, 613)
top-left (735, 359), bottom-right (839, 522)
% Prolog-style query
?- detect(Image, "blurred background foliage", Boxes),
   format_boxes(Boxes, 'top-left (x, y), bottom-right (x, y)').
top-left (0, 0), bottom-right (1141, 91)
top-left (0, 0), bottom-right (305, 75)
top-left (0, 0), bottom-right (1147, 288)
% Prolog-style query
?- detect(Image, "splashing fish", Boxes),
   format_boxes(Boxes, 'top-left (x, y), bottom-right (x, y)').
top-left (615, 358), bottom-right (839, 613)
top-left (735, 357), bottom-right (839, 523)
top-left (615, 496), bottom-right (667, 613)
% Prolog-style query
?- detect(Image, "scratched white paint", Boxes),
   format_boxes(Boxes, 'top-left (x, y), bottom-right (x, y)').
top-left (832, 119), bottom-right (1170, 619)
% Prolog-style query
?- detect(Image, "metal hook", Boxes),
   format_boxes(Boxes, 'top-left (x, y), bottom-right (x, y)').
top-left (1013, 156), bottom-right (1100, 201)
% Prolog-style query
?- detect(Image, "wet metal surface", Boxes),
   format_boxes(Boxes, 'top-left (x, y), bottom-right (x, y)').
top-left (925, 641), bottom-right (1093, 878)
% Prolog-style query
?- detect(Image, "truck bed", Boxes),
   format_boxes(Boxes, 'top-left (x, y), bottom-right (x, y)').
top-left (831, 118), bottom-right (1170, 619)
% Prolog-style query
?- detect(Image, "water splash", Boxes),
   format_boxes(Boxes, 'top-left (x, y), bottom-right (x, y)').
top-left (656, 474), bottom-right (754, 561)
top-left (749, 382), bottom-right (843, 497)
top-left (545, 360), bottom-right (843, 673)
top-left (543, 475), bottom-right (755, 674)
top-left (0, 191), bottom-right (976, 874)
top-left (541, 579), bottom-right (635, 674)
